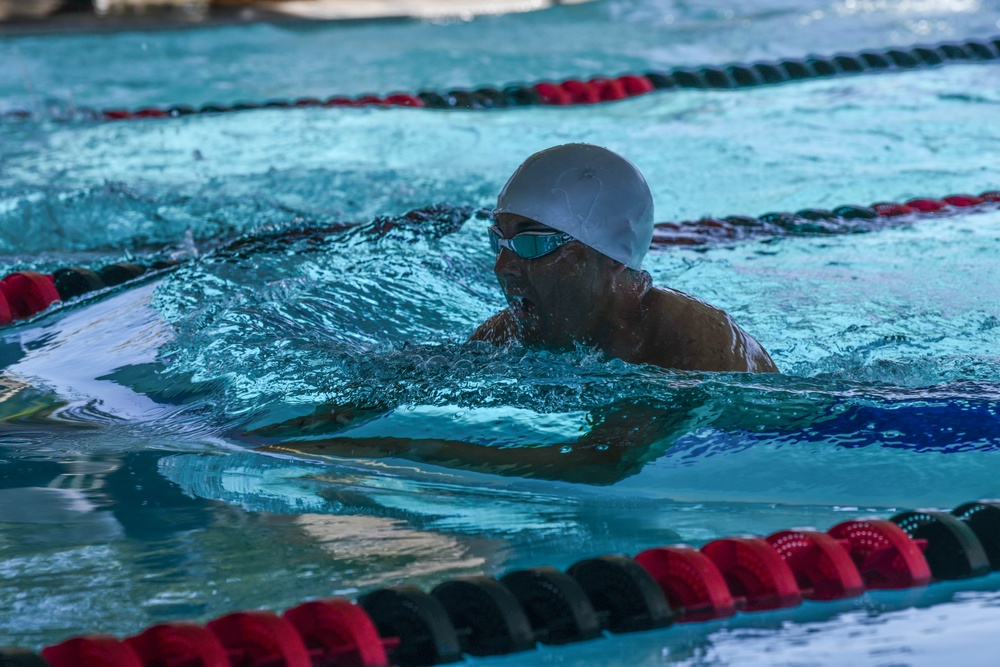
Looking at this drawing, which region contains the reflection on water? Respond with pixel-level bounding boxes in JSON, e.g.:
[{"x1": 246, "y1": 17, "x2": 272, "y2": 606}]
[
  {"x1": 0, "y1": 449, "x2": 501, "y2": 645},
  {"x1": 2, "y1": 1, "x2": 1000, "y2": 662}
]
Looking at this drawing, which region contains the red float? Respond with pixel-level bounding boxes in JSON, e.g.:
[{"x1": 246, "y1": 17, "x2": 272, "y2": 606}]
[
  {"x1": 42, "y1": 636, "x2": 143, "y2": 667},
  {"x1": 283, "y1": 598, "x2": 392, "y2": 667},
  {"x1": 700, "y1": 537, "x2": 803, "y2": 611},
  {"x1": 559, "y1": 80, "x2": 600, "y2": 104},
  {"x1": 0, "y1": 271, "x2": 60, "y2": 320},
  {"x1": 384, "y1": 94, "x2": 425, "y2": 107},
  {"x1": 617, "y1": 75, "x2": 655, "y2": 96},
  {"x1": 206, "y1": 610, "x2": 312, "y2": 667},
  {"x1": 696, "y1": 218, "x2": 735, "y2": 230},
  {"x1": 650, "y1": 224, "x2": 706, "y2": 246},
  {"x1": 827, "y1": 519, "x2": 931, "y2": 589},
  {"x1": 324, "y1": 97, "x2": 358, "y2": 106},
  {"x1": 533, "y1": 82, "x2": 572, "y2": 105},
  {"x1": 905, "y1": 198, "x2": 945, "y2": 212},
  {"x1": 132, "y1": 108, "x2": 170, "y2": 118},
  {"x1": 942, "y1": 194, "x2": 984, "y2": 207},
  {"x1": 0, "y1": 290, "x2": 11, "y2": 326},
  {"x1": 766, "y1": 530, "x2": 865, "y2": 601},
  {"x1": 589, "y1": 77, "x2": 627, "y2": 101},
  {"x1": 634, "y1": 546, "x2": 736, "y2": 622},
  {"x1": 125, "y1": 622, "x2": 229, "y2": 667},
  {"x1": 979, "y1": 191, "x2": 1000, "y2": 202}
]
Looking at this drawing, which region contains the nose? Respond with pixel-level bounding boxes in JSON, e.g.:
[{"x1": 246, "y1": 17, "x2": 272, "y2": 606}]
[{"x1": 494, "y1": 247, "x2": 525, "y2": 284}]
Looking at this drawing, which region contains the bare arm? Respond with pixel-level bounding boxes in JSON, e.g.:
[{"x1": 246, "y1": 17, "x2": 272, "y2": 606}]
[{"x1": 243, "y1": 397, "x2": 700, "y2": 485}]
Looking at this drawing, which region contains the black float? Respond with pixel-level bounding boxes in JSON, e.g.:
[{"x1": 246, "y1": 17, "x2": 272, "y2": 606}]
[{"x1": 891, "y1": 510, "x2": 992, "y2": 580}]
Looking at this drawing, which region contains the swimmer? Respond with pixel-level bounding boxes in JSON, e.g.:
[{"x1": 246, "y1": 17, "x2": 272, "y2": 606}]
[
  {"x1": 471, "y1": 143, "x2": 778, "y2": 373},
  {"x1": 245, "y1": 145, "x2": 779, "y2": 484}
]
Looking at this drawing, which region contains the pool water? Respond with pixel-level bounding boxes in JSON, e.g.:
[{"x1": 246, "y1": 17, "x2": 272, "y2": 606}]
[{"x1": 2, "y1": 1, "x2": 1000, "y2": 664}]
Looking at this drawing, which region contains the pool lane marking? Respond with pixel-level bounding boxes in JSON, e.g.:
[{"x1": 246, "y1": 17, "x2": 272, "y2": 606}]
[
  {"x1": 1, "y1": 36, "x2": 999, "y2": 122},
  {"x1": 1, "y1": 193, "x2": 996, "y2": 328}
]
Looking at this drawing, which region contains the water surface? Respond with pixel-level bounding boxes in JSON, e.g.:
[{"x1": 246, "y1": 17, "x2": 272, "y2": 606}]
[{"x1": 1, "y1": 1, "x2": 1000, "y2": 664}]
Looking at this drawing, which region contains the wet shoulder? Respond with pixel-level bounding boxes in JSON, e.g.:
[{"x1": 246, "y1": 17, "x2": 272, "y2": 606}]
[
  {"x1": 469, "y1": 308, "x2": 518, "y2": 346},
  {"x1": 642, "y1": 288, "x2": 778, "y2": 373}
]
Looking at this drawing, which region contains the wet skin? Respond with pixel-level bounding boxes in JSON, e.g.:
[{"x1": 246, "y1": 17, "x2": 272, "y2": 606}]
[
  {"x1": 470, "y1": 213, "x2": 779, "y2": 373},
  {"x1": 245, "y1": 394, "x2": 706, "y2": 485}
]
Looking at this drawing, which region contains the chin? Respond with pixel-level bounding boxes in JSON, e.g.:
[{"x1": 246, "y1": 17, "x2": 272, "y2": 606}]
[{"x1": 512, "y1": 315, "x2": 546, "y2": 346}]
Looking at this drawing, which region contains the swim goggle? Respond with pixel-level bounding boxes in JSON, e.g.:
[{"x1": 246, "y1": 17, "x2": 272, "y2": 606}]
[{"x1": 488, "y1": 225, "x2": 575, "y2": 259}]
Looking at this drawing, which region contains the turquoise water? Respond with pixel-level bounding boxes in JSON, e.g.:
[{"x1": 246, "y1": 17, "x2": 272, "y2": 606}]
[{"x1": 2, "y1": 1, "x2": 1000, "y2": 664}]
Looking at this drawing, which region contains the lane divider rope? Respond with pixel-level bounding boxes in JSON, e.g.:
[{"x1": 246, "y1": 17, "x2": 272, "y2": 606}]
[
  {"x1": 1, "y1": 191, "x2": 996, "y2": 329},
  {"x1": 650, "y1": 190, "x2": 999, "y2": 247},
  {"x1": 2, "y1": 37, "x2": 998, "y2": 122},
  {"x1": 3, "y1": 501, "x2": 999, "y2": 666}
]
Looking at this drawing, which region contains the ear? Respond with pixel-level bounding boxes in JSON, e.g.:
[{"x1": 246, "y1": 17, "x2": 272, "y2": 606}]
[{"x1": 593, "y1": 254, "x2": 628, "y2": 291}]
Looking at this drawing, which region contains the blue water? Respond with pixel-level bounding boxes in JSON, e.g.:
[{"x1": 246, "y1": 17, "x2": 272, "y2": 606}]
[{"x1": 2, "y1": 1, "x2": 1000, "y2": 665}]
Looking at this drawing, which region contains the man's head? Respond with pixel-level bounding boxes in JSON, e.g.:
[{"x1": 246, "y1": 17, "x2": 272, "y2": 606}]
[
  {"x1": 494, "y1": 143, "x2": 654, "y2": 269},
  {"x1": 490, "y1": 144, "x2": 654, "y2": 348}
]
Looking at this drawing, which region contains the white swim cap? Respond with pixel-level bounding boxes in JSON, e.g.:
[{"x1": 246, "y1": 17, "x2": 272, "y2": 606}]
[{"x1": 495, "y1": 144, "x2": 654, "y2": 269}]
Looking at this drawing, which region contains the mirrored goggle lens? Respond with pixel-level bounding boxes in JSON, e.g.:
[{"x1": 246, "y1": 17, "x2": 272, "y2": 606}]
[
  {"x1": 489, "y1": 227, "x2": 569, "y2": 259},
  {"x1": 510, "y1": 234, "x2": 562, "y2": 259}
]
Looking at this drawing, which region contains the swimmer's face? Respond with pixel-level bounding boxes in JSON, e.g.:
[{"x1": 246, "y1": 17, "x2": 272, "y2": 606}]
[{"x1": 492, "y1": 213, "x2": 620, "y2": 348}]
